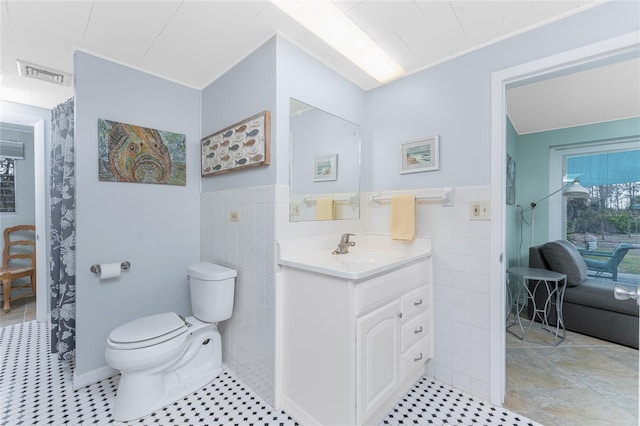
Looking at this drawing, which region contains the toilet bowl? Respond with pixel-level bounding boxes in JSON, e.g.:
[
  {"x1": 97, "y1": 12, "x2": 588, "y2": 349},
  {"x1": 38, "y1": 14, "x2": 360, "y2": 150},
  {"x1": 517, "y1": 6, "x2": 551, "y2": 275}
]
[{"x1": 105, "y1": 262, "x2": 236, "y2": 422}]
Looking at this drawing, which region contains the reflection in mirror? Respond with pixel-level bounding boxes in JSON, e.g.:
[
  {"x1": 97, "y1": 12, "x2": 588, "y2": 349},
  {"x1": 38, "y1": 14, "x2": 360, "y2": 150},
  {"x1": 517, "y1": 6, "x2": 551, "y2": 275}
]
[{"x1": 289, "y1": 99, "x2": 361, "y2": 222}]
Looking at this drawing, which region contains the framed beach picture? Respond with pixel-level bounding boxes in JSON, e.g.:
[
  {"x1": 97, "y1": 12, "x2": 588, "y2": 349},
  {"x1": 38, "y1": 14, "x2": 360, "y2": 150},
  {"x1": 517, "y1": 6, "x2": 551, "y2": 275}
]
[
  {"x1": 400, "y1": 135, "x2": 439, "y2": 174},
  {"x1": 201, "y1": 110, "x2": 270, "y2": 176},
  {"x1": 313, "y1": 154, "x2": 337, "y2": 181}
]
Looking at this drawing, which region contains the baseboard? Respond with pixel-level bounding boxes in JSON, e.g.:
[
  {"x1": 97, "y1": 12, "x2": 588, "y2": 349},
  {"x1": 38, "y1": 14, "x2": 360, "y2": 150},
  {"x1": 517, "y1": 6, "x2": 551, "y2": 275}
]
[{"x1": 73, "y1": 365, "x2": 119, "y2": 390}]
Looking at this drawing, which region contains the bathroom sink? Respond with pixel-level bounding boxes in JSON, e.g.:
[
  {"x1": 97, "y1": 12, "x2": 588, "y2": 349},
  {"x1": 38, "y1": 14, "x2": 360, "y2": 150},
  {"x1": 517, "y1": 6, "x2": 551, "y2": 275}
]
[
  {"x1": 335, "y1": 250, "x2": 401, "y2": 264},
  {"x1": 277, "y1": 236, "x2": 432, "y2": 280}
]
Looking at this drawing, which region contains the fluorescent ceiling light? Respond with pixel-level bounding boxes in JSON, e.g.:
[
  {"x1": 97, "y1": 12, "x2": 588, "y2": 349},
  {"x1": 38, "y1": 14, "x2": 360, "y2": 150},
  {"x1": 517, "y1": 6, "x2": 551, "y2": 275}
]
[{"x1": 272, "y1": 0, "x2": 405, "y2": 83}]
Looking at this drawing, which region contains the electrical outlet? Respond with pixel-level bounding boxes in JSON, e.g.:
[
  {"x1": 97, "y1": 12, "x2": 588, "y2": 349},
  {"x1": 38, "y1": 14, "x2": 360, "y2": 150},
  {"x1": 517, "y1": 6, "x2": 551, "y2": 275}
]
[
  {"x1": 470, "y1": 201, "x2": 490, "y2": 220},
  {"x1": 291, "y1": 204, "x2": 301, "y2": 216},
  {"x1": 230, "y1": 210, "x2": 239, "y2": 222}
]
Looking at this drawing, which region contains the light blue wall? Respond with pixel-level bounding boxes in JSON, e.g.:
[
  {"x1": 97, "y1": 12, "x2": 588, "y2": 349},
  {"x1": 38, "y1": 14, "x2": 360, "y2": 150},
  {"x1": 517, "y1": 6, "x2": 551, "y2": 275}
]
[
  {"x1": 515, "y1": 117, "x2": 640, "y2": 256},
  {"x1": 364, "y1": 0, "x2": 640, "y2": 192},
  {"x1": 74, "y1": 52, "x2": 201, "y2": 377},
  {"x1": 201, "y1": 38, "x2": 277, "y2": 192}
]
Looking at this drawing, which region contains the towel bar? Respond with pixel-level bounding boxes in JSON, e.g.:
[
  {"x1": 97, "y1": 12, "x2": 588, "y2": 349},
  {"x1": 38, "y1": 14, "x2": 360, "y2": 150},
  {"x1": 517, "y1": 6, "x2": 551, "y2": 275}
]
[
  {"x1": 370, "y1": 187, "x2": 453, "y2": 206},
  {"x1": 303, "y1": 195, "x2": 359, "y2": 208}
]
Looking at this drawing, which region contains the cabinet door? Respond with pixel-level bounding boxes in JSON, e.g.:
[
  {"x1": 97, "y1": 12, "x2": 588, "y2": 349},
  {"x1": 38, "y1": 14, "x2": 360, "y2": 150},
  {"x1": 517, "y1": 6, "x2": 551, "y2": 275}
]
[{"x1": 356, "y1": 299, "x2": 401, "y2": 423}]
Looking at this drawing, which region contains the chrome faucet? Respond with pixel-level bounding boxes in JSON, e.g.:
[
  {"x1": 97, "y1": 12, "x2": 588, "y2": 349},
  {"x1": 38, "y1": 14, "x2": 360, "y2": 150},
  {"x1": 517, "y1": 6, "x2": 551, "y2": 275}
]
[{"x1": 332, "y1": 233, "x2": 356, "y2": 255}]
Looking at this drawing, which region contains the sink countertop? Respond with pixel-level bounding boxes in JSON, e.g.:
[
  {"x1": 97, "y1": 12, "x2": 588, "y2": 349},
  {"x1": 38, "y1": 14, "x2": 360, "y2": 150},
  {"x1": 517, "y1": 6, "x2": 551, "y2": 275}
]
[{"x1": 277, "y1": 235, "x2": 432, "y2": 280}]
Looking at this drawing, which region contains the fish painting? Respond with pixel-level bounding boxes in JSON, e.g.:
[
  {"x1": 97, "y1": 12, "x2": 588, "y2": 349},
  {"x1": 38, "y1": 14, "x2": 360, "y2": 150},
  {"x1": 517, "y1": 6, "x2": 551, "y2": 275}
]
[
  {"x1": 98, "y1": 119, "x2": 186, "y2": 186},
  {"x1": 200, "y1": 110, "x2": 270, "y2": 176}
]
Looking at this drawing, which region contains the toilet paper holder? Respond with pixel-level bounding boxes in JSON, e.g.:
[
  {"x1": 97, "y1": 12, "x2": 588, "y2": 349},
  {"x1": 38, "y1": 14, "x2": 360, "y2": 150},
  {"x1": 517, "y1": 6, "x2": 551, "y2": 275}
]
[{"x1": 90, "y1": 261, "x2": 131, "y2": 274}]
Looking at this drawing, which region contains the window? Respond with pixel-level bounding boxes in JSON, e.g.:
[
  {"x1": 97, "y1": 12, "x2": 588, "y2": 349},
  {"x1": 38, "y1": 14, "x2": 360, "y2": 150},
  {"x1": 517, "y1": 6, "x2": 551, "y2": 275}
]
[
  {"x1": 0, "y1": 157, "x2": 16, "y2": 212},
  {"x1": 566, "y1": 149, "x2": 640, "y2": 235},
  {"x1": 566, "y1": 149, "x2": 640, "y2": 245}
]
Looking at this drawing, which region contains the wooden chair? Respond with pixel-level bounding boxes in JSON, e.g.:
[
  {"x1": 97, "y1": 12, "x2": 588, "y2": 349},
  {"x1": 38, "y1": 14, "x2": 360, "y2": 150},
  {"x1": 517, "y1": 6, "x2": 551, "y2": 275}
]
[{"x1": 1, "y1": 224, "x2": 36, "y2": 312}]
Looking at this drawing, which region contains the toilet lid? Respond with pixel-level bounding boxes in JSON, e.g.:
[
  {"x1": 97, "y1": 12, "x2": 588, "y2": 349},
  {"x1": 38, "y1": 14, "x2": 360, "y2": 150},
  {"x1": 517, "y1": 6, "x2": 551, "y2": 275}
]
[{"x1": 109, "y1": 312, "x2": 187, "y2": 345}]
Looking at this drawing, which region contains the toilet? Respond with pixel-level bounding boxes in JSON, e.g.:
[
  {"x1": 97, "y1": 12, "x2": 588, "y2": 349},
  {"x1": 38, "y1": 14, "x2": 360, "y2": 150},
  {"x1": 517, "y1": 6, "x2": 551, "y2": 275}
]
[{"x1": 105, "y1": 262, "x2": 236, "y2": 422}]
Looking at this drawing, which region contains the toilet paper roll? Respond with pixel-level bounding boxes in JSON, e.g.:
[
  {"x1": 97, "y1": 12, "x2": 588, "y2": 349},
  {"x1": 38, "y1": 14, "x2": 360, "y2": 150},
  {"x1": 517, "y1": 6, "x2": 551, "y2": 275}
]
[{"x1": 99, "y1": 262, "x2": 122, "y2": 280}]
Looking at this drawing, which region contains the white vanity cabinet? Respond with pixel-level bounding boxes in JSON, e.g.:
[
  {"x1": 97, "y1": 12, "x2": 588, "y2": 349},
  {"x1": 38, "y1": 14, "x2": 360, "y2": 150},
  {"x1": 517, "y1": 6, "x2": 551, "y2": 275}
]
[{"x1": 278, "y1": 257, "x2": 432, "y2": 426}]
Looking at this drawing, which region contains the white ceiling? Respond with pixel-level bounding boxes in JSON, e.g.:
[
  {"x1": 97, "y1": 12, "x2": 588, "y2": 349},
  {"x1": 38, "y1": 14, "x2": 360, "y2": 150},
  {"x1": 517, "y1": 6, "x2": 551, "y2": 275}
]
[
  {"x1": 1, "y1": 0, "x2": 638, "y2": 134},
  {"x1": 507, "y1": 57, "x2": 640, "y2": 134}
]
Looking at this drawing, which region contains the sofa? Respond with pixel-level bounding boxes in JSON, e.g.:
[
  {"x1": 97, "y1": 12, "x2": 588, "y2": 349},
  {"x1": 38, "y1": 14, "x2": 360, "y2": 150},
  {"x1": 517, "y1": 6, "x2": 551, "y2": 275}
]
[{"x1": 529, "y1": 240, "x2": 639, "y2": 349}]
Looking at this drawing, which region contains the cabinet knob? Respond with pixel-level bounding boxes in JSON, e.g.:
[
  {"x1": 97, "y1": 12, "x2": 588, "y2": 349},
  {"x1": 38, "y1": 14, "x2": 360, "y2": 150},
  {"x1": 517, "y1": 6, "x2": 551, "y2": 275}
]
[
  {"x1": 414, "y1": 326, "x2": 423, "y2": 334},
  {"x1": 414, "y1": 353, "x2": 423, "y2": 362},
  {"x1": 397, "y1": 312, "x2": 403, "y2": 319},
  {"x1": 414, "y1": 299, "x2": 423, "y2": 306}
]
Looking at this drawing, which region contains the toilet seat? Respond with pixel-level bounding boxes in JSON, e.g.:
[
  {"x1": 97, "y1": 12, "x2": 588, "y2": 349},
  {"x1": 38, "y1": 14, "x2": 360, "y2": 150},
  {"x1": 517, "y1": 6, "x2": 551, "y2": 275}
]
[{"x1": 107, "y1": 312, "x2": 189, "y2": 350}]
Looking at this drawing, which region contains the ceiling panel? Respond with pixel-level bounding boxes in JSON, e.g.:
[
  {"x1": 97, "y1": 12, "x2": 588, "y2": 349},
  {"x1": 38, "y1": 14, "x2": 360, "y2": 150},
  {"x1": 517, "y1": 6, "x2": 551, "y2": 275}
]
[
  {"x1": 2, "y1": 0, "x2": 637, "y2": 139},
  {"x1": 82, "y1": 2, "x2": 175, "y2": 66},
  {"x1": 3, "y1": 1, "x2": 91, "y2": 45}
]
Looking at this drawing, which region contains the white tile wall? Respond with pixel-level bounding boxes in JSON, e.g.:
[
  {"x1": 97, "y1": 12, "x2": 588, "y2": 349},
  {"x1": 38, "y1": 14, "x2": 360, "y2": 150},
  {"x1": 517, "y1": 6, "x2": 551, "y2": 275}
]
[
  {"x1": 202, "y1": 184, "x2": 494, "y2": 405},
  {"x1": 363, "y1": 186, "x2": 492, "y2": 401},
  {"x1": 200, "y1": 185, "x2": 277, "y2": 405}
]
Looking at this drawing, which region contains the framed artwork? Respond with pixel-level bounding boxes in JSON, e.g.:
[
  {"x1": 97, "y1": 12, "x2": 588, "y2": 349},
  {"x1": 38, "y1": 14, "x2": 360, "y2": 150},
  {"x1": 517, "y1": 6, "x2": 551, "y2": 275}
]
[
  {"x1": 98, "y1": 119, "x2": 186, "y2": 186},
  {"x1": 201, "y1": 110, "x2": 270, "y2": 176},
  {"x1": 506, "y1": 154, "x2": 516, "y2": 205},
  {"x1": 400, "y1": 135, "x2": 439, "y2": 174},
  {"x1": 313, "y1": 154, "x2": 337, "y2": 182}
]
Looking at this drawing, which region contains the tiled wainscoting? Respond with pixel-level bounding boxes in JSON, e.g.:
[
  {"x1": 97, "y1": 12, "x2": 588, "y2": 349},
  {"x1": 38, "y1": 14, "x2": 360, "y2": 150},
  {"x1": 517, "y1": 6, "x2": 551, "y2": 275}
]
[
  {"x1": 364, "y1": 186, "x2": 493, "y2": 399},
  {"x1": 201, "y1": 186, "x2": 278, "y2": 406},
  {"x1": 202, "y1": 184, "x2": 494, "y2": 404}
]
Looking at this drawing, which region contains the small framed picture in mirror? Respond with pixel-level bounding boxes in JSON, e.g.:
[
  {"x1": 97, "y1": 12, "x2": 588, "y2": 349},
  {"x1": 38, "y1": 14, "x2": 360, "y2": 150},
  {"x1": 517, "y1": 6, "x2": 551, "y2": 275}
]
[{"x1": 313, "y1": 154, "x2": 337, "y2": 181}]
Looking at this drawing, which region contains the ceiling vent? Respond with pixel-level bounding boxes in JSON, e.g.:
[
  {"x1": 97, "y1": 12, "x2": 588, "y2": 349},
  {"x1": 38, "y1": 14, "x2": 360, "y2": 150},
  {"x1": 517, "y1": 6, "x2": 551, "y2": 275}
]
[{"x1": 16, "y1": 59, "x2": 71, "y2": 86}]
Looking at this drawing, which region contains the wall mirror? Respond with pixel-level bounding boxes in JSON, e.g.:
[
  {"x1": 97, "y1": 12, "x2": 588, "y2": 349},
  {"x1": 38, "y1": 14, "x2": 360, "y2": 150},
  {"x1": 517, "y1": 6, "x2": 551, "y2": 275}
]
[{"x1": 289, "y1": 98, "x2": 361, "y2": 222}]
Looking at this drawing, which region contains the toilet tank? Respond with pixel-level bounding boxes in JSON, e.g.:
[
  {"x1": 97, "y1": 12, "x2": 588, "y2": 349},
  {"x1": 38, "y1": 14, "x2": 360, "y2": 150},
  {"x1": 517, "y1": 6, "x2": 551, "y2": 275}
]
[{"x1": 187, "y1": 262, "x2": 236, "y2": 323}]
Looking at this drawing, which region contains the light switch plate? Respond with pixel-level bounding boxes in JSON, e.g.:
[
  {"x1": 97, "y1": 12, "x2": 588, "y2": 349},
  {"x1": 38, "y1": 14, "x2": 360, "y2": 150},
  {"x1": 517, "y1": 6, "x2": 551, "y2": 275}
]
[
  {"x1": 470, "y1": 201, "x2": 490, "y2": 220},
  {"x1": 230, "y1": 210, "x2": 239, "y2": 222}
]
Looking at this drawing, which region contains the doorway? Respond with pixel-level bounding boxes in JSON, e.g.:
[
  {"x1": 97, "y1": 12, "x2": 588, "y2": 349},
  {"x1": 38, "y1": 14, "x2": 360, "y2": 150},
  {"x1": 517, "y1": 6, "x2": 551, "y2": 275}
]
[
  {"x1": 0, "y1": 110, "x2": 48, "y2": 325},
  {"x1": 489, "y1": 30, "x2": 640, "y2": 418}
]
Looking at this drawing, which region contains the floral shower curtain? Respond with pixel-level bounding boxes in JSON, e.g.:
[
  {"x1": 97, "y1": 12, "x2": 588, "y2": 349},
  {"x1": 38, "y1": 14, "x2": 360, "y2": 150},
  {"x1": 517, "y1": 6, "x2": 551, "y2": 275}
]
[{"x1": 49, "y1": 97, "x2": 76, "y2": 360}]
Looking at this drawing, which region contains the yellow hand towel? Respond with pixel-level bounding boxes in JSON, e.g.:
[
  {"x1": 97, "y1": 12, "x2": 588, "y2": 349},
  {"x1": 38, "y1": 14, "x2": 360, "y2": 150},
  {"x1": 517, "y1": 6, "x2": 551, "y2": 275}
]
[
  {"x1": 390, "y1": 194, "x2": 416, "y2": 240},
  {"x1": 315, "y1": 197, "x2": 335, "y2": 221}
]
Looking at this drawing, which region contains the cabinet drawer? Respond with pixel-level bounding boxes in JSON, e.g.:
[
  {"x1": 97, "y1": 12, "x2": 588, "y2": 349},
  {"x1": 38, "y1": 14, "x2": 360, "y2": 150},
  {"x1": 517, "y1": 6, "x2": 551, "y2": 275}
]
[
  {"x1": 401, "y1": 338, "x2": 429, "y2": 380},
  {"x1": 356, "y1": 261, "x2": 429, "y2": 317},
  {"x1": 401, "y1": 312, "x2": 429, "y2": 352},
  {"x1": 401, "y1": 285, "x2": 429, "y2": 320}
]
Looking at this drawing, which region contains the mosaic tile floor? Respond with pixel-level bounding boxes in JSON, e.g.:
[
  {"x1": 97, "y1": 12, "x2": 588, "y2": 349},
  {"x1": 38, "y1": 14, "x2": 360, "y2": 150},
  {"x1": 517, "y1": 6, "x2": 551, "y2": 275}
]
[{"x1": 1, "y1": 321, "x2": 537, "y2": 425}]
